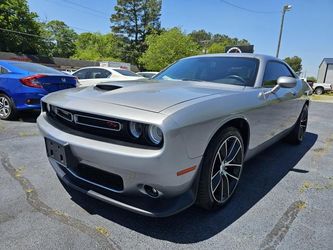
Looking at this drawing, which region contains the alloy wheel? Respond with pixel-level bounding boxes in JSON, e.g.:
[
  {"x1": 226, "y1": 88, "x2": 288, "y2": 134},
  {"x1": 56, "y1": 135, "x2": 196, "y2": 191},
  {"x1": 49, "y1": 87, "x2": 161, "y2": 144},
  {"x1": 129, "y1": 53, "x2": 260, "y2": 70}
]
[
  {"x1": 0, "y1": 96, "x2": 11, "y2": 119},
  {"x1": 298, "y1": 107, "x2": 308, "y2": 141},
  {"x1": 210, "y1": 136, "x2": 243, "y2": 203}
]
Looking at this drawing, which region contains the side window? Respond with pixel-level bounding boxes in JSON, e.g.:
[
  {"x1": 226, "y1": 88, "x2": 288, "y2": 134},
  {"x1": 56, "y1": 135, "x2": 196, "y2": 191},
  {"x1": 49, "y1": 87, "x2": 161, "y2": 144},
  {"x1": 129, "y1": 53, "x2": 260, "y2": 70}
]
[
  {"x1": 73, "y1": 69, "x2": 90, "y2": 79},
  {"x1": 0, "y1": 67, "x2": 9, "y2": 74},
  {"x1": 89, "y1": 69, "x2": 111, "y2": 79},
  {"x1": 263, "y1": 62, "x2": 294, "y2": 87}
]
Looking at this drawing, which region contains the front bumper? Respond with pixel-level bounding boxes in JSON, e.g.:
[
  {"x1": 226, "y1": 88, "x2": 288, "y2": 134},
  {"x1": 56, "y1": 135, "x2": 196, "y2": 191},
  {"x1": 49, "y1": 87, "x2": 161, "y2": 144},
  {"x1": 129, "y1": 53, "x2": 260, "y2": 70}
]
[{"x1": 37, "y1": 113, "x2": 202, "y2": 217}]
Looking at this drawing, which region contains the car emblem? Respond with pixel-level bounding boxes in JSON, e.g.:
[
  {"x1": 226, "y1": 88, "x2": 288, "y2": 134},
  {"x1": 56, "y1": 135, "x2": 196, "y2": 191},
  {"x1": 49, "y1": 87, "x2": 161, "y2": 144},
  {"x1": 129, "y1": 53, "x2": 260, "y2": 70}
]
[
  {"x1": 106, "y1": 120, "x2": 121, "y2": 130},
  {"x1": 61, "y1": 78, "x2": 66, "y2": 83}
]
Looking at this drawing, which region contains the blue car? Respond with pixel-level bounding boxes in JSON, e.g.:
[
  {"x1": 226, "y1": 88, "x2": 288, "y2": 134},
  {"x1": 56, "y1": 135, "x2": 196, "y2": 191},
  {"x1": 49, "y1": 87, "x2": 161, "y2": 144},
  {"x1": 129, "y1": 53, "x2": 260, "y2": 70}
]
[{"x1": 0, "y1": 60, "x2": 77, "y2": 120}]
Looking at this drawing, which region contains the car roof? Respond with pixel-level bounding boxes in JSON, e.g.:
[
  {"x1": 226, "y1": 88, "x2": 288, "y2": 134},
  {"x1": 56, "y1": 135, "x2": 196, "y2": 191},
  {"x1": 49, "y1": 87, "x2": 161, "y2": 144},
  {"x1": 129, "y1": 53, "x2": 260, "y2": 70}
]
[
  {"x1": 77, "y1": 66, "x2": 129, "y2": 71},
  {"x1": 186, "y1": 53, "x2": 280, "y2": 62}
]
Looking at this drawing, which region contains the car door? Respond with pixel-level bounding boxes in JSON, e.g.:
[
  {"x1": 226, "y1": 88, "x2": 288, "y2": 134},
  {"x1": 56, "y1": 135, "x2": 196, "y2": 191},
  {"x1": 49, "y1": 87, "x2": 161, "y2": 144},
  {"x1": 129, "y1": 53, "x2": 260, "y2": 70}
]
[
  {"x1": 0, "y1": 66, "x2": 10, "y2": 93},
  {"x1": 247, "y1": 61, "x2": 299, "y2": 149},
  {"x1": 73, "y1": 68, "x2": 112, "y2": 86}
]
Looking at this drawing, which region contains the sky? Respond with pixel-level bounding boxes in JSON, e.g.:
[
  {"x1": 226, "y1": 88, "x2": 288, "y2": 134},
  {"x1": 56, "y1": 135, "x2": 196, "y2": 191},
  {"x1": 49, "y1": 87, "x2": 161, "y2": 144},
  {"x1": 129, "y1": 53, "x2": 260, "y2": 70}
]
[{"x1": 27, "y1": 0, "x2": 333, "y2": 77}]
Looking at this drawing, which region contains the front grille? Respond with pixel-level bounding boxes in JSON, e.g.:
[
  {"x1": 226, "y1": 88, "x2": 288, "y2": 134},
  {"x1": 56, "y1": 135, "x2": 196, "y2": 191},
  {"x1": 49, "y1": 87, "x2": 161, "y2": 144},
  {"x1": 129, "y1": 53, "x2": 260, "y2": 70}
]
[
  {"x1": 48, "y1": 106, "x2": 128, "y2": 140},
  {"x1": 74, "y1": 114, "x2": 122, "y2": 131},
  {"x1": 44, "y1": 105, "x2": 162, "y2": 149}
]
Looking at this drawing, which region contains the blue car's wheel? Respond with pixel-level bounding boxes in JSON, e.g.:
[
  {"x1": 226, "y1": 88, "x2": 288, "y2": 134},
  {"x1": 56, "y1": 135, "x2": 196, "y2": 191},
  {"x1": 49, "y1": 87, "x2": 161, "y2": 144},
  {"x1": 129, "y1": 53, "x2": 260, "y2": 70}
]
[{"x1": 0, "y1": 94, "x2": 17, "y2": 120}]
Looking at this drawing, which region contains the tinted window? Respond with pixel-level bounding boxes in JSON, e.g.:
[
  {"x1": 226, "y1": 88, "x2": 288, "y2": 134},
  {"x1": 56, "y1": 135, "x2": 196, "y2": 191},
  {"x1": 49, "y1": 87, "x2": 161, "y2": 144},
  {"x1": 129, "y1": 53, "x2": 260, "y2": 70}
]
[
  {"x1": 73, "y1": 68, "x2": 111, "y2": 79},
  {"x1": 154, "y1": 57, "x2": 259, "y2": 86},
  {"x1": 10, "y1": 61, "x2": 62, "y2": 74},
  {"x1": 0, "y1": 67, "x2": 8, "y2": 74},
  {"x1": 263, "y1": 62, "x2": 294, "y2": 87},
  {"x1": 113, "y1": 69, "x2": 139, "y2": 77},
  {"x1": 73, "y1": 69, "x2": 90, "y2": 79}
]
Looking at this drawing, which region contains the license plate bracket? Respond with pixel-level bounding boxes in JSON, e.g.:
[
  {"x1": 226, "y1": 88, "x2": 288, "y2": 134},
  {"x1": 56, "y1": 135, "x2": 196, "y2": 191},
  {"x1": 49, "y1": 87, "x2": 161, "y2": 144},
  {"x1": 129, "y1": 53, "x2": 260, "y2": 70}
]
[{"x1": 45, "y1": 138, "x2": 71, "y2": 166}]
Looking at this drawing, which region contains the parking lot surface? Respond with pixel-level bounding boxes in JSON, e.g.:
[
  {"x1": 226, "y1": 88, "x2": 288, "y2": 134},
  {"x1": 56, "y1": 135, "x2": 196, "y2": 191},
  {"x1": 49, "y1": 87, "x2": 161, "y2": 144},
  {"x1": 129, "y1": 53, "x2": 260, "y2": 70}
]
[{"x1": 0, "y1": 102, "x2": 332, "y2": 250}]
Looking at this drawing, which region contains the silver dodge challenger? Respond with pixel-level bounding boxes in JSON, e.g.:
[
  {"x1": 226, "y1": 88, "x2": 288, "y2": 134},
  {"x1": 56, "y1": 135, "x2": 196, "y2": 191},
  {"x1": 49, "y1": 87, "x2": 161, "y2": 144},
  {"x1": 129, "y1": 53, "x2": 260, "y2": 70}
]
[{"x1": 37, "y1": 54, "x2": 310, "y2": 217}]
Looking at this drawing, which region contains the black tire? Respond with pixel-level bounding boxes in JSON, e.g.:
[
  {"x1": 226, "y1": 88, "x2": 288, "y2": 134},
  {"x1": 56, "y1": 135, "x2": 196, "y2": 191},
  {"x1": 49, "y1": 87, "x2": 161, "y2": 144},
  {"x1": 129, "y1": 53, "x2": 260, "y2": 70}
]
[
  {"x1": 0, "y1": 94, "x2": 17, "y2": 120},
  {"x1": 286, "y1": 104, "x2": 308, "y2": 145},
  {"x1": 314, "y1": 87, "x2": 324, "y2": 95},
  {"x1": 197, "y1": 127, "x2": 244, "y2": 210}
]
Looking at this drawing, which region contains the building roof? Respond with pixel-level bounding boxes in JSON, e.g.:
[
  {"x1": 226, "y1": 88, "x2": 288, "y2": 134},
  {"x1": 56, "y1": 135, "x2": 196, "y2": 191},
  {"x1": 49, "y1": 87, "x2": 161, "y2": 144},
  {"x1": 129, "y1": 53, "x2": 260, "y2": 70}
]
[{"x1": 319, "y1": 58, "x2": 333, "y2": 67}]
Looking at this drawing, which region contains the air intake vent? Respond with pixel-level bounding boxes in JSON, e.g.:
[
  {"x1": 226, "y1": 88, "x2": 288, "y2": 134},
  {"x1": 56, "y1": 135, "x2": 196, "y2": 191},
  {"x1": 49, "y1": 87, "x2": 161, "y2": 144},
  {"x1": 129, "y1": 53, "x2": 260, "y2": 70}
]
[{"x1": 95, "y1": 84, "x2": 122, "y2": 91}]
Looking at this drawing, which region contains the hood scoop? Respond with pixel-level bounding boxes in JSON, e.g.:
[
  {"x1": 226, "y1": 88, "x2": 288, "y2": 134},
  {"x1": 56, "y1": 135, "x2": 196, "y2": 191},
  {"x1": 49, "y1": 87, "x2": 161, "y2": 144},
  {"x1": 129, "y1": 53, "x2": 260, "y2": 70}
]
[{"x1": 95, "y1": 84, "x2": 122, "y2": 91}]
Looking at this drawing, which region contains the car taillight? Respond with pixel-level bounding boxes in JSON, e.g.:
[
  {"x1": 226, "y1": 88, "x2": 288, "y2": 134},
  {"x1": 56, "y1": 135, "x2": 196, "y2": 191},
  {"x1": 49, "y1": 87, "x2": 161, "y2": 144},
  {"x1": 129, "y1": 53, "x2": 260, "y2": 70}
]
[{"x1": 20, "y1": 74, "x2": 45, "y2": 88}]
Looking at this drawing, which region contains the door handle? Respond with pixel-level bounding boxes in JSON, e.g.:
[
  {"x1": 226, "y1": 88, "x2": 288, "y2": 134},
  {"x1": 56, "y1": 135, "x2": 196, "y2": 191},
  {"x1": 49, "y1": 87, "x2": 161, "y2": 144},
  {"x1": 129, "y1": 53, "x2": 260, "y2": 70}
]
[{"x1": 290, "y1": 91, "x2": 296, "y2": 96}]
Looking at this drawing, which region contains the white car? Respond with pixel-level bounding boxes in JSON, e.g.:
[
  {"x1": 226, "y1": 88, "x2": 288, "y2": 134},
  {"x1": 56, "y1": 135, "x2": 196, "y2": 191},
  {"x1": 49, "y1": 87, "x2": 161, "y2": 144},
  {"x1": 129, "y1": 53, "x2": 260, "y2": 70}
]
[
  {"x1": 312, "y1": 82, "x2": 333, "y2": 95},
  {"x1": 137, "y1": 71, "x2": 159, "y2": 79},
  {"x1": 72, "y1": 67, "x2": 144, "y2": 87}
]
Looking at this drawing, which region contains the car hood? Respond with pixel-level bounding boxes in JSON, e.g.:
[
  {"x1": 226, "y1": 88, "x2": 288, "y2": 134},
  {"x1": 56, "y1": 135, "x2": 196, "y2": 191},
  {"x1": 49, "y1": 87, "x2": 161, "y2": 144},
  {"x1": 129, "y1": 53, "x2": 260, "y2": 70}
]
[{"x1": 50, "y1": 79, "x2": 244, "y2": 113}]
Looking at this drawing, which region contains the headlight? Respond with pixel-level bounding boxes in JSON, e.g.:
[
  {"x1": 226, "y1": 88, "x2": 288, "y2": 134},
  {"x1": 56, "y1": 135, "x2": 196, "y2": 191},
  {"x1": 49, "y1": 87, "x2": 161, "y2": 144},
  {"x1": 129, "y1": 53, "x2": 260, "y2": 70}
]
[
  {"x1": 147, "y1": 125, "x2": 163, "y2": 145},
  {"x1": 129, "y1": 121, "x2": 143, "y2": 138}
]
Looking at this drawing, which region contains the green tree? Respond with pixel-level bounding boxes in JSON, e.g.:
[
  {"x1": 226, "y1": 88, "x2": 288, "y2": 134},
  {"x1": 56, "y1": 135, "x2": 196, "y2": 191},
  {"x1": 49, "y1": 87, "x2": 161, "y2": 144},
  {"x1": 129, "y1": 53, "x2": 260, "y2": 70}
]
[
  {"x1": 307, "y1": 76, "x2": 317, "y2": 83},
  {"x1": 0, "y1": 0, "x2": 48, "y2": 54},
  {"x1": 72, "y1": 32, "x2": 123, "y2": 61},
  {"x1": 189, "y1": 29, "x2": 212, "y2": 45},
  {"x1": 42, "y1": 20, "x2": 77, "y2": 58},
  {"x1": 208, "y1": 36, "x2": 250, "y2": 53},
  {"x1": 284, "y1": 56, "x2": 302, "y2": 75},
  {"x1": 139, "y1": 28, "x2": 200, "y2": 71},
  {"x1": 110, "y1": 0, "x2": 162, "y2": 66}
]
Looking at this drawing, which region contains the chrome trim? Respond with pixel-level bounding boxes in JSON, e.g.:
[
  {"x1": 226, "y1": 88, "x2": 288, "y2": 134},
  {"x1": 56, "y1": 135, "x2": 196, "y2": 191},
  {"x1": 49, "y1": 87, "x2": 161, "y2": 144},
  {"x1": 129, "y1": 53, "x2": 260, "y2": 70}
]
[
  {"x1": 54, "y1": 107, "x2": 73, "y2": 122},
  {"x1": 73, "y1": 114, "x2": 122, "y2": 131}
]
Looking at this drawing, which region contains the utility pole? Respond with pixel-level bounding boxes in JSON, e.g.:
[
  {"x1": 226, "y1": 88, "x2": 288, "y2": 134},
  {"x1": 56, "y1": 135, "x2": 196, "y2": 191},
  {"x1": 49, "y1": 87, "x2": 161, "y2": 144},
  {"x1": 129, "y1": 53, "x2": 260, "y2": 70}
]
[{"x1": 276, "y1": 4, "x2": 292, "y2": 58}]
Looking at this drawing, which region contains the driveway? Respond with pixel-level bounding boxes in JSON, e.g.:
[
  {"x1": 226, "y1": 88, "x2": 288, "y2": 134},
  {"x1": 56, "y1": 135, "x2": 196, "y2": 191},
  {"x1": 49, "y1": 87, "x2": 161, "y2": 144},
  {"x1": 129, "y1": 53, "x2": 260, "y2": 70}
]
[{"x1": 0, "y1": 102, "x2": 332, "y2": 249}]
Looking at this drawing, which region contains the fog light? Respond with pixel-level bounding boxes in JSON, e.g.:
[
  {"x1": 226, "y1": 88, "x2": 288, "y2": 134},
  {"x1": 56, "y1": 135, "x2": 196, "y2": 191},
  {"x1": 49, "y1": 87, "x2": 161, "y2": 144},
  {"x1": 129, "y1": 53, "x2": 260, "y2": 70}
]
[{"x1": 144, "y1": 185, "x2": 159, "y2": 198}]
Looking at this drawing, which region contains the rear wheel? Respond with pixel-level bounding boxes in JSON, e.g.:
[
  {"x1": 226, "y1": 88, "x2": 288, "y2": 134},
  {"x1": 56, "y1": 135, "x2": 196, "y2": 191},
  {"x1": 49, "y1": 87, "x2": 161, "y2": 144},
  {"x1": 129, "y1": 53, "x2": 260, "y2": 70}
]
[
  {"x1": 0, "y1": 94, "x2": 17, "y2": 120},
  {"x1": 197, "y1": 127, "x2": 244, "y2": 210},
  {"x1": 286, "y1": 104, "x2": 308, "y2": 144},
  {"x1": 314, "y1": 87, "x2": 324, "y2": 95}
]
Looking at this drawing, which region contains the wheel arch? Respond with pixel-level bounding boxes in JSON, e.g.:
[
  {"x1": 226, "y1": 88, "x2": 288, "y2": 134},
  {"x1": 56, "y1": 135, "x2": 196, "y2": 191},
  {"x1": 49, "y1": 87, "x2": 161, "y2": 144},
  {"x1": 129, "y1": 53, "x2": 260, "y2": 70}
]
[
  {"x1": 207, "y1": 117, "x2": 250, "y2": 156},
  {"x1": 0, "y1": 89, "x2": 10, "y2": 96}
]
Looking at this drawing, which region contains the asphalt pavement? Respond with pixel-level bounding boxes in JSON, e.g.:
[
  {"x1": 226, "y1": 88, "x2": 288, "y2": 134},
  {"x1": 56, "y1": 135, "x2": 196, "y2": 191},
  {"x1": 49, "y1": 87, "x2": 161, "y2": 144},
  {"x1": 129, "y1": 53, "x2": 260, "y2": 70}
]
[{"x1": 0, "y1": 101, "x2": 332, "y2": 250}]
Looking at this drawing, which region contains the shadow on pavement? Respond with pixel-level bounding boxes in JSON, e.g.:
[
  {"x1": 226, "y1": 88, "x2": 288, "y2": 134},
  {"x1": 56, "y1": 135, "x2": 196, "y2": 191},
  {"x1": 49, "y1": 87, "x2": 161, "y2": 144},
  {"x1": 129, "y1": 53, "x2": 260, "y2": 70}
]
[
  {"x1": 65, "y1": 132, "x2": 317, "y2": 243},
  {"x1": 17, "y1": 110, "x2": 40, "y2": 123}
]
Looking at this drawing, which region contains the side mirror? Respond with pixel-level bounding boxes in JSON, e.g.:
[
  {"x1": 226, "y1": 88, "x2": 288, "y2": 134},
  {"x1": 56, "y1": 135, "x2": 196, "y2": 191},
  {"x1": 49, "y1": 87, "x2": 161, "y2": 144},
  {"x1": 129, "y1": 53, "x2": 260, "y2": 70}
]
[
  {"x1": 277, "y1": 76, "x2": 297, "y2": 88},
  {"x1": 259, "y1": 76, "x2": 297, "y2": 99}
]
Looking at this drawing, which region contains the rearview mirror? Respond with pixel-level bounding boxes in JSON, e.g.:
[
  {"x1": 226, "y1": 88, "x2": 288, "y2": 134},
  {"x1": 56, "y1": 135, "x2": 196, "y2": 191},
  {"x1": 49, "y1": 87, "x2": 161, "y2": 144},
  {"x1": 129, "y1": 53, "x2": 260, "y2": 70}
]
[{"x1": 277, "y1": 76, "x2": 297, "y2": 88}]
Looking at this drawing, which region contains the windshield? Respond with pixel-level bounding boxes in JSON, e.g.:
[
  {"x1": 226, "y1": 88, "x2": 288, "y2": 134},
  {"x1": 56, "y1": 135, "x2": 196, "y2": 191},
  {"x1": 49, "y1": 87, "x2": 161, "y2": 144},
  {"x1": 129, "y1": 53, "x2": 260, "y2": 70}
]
[
  {"x1": 113, "y1": 69, "x2": 139, "y2": 77},
  {"x1": 10, "y1": 61, "x2": 63, "y2": 74},
  {"x1": 154, "y1": 57, "x2": 259, "y2": 86}
]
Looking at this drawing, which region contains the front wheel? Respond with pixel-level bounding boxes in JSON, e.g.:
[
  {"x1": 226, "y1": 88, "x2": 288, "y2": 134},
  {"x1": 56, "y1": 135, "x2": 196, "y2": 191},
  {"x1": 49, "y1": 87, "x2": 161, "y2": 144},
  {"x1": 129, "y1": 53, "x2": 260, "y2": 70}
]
[
  {"x1": 197, "y1": 127, "x2": 244, "y2": 210},
  {"x1": 286, "y1": 104, "x2": 308, "y2": 144},
  {"x1": 0, "y1": 94, "x2": 17, "y2": 120}
]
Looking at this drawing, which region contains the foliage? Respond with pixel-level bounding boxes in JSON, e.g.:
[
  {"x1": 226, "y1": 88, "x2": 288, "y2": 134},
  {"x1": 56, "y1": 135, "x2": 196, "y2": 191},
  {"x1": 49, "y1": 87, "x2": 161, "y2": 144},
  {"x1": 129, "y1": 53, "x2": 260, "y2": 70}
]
[
  {"x1": 42, "y1": 20, "x2": 77, "y2": 58},
  {"x1": 139, "y1": 28, "x2": 200, "y2": 71},
  {"x1": 0, "y1": 0, "x2": 48, "y2": 54},
  {"x1": 72, "y1": 32, "x2": 123, "y2": 61},
  {"x1": 189, "y1": 29, "x2": 212, "y2": 45},
  {"x1": 307, "y1": 76, "x2": 317, "y2": 83},
  {"x1": 110, "y1": 0, "x2": 162, "y2": 66},
  {"x1": 208, "y1": 36, "x2": 250, "y2": 53},
  {"x1": 284, "y1": 56, "x2": 303, "y2": 75},
  {"x1": 189, "y1": 30, "x2": 250, "y2": 54}
]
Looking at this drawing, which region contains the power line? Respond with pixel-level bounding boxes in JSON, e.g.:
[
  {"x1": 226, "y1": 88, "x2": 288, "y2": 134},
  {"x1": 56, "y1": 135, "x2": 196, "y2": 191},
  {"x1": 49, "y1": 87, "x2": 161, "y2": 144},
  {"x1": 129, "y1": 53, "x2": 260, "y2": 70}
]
[
  {"x1": 45, "y1": 0, "x2": 109, "y2": 19},
  {"x1": 62, "y1": 0, "x2": 109, "y2": 16},
  {"x1": 220, "y1": 0, "x2": 279, "y2": 14},
  {"x1": 0, "y1": 27, "x2": 51, "y2": 40}
]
